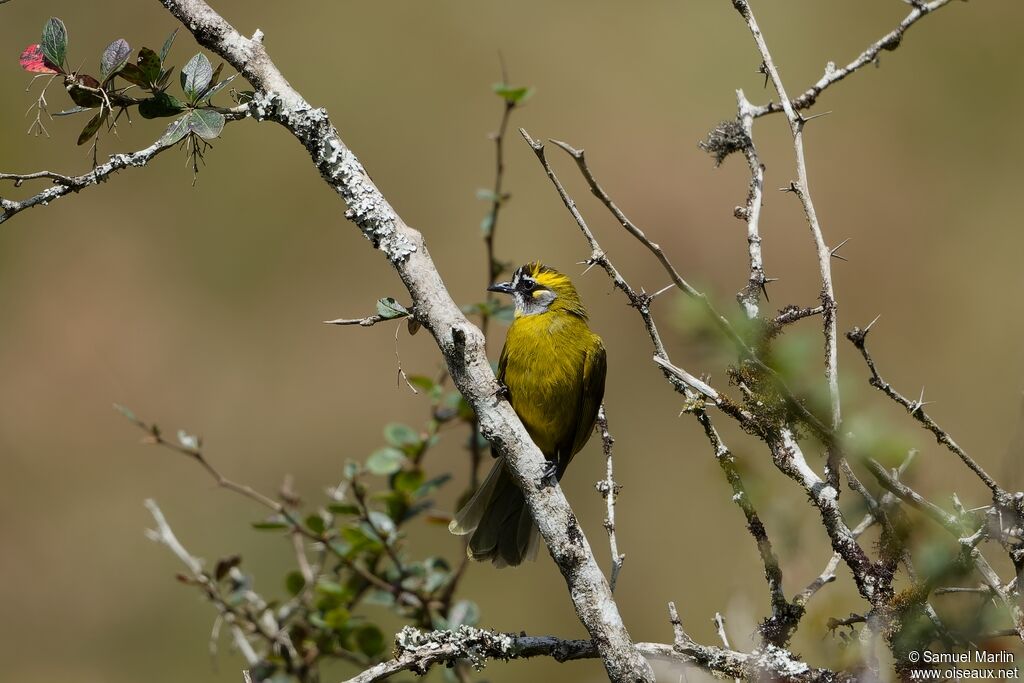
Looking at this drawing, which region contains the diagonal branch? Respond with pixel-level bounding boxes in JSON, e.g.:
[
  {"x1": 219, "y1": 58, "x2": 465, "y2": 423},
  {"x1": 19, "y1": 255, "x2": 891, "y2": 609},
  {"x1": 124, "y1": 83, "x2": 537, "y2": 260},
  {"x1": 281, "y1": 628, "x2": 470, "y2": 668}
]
[
  {"x1": 694, "y1": 410, "x2": 803, "y2": 646},
  {"x1": 140, "y1": 2, "x2": 653, "y2": 681},
  {"x1": 748, "y1": 0, "x2": 957, "y2": 119},
  {"x1": 0, "y1": 106, "x2": 249, "y2": 226},
  {"x1": 847, "y1": 324, "x2": 1006, "y2": 501}
]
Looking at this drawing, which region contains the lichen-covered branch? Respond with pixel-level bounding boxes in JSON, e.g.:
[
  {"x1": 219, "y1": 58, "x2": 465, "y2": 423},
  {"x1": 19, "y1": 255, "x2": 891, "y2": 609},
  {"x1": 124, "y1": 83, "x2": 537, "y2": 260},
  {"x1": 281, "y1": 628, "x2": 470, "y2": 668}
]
[
  {"x1": 145, "y1": 2, "x2": 652, "y2": 681},
  {"x1": 339, "y1": 624, "x2": 849, "y2": 683},
  {"x1": 0, "y1": 106, "x2": 249, "y2": 225}
]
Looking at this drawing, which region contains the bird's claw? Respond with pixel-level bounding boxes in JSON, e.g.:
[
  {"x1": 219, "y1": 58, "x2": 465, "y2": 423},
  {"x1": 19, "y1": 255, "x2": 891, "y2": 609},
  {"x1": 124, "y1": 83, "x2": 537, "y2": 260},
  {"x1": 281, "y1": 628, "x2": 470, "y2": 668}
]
[
  {"x1": 538, "y1": 461, "x2": 559, "y2": 488},
  {"x1": 493, "y1": 381, "x2": 511, "y2": 403}
]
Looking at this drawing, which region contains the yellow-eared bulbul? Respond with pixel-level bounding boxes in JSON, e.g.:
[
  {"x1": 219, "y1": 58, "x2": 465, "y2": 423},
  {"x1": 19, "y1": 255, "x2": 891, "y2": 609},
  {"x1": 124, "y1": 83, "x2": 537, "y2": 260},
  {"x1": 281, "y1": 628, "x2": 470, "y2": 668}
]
[{"x1": 449, "y1": 262, "x2": 607, "y2": 567}]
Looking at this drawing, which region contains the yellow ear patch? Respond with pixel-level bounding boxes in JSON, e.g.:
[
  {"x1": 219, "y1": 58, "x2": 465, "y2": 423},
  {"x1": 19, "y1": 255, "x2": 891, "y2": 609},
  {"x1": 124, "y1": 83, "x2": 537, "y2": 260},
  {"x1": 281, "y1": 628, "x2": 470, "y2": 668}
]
[{"x1": 532, "y1": 290, "x2": 546, "y2": 299}]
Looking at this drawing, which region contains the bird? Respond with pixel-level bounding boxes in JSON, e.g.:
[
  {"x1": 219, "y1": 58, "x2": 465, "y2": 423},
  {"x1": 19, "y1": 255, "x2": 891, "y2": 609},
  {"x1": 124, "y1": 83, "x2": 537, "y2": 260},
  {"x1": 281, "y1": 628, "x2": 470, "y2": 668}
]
[{"x1": 449, "y1": 262, "x2": 607, "y2": 567}]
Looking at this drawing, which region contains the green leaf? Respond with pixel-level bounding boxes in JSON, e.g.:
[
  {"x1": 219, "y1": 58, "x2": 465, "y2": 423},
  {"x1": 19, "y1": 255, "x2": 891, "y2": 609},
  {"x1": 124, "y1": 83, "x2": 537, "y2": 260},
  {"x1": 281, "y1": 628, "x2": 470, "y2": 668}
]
[
  {"x1": 157, "y1": 66, "x2": 174, "y2": 89},
  {"x1": 492, "y1": 83, "x2": 534, "y2": 105},
  {"x1": 354, "y1": 624, "x2": 385, "y2": 657},
  {"x1": 323, "y1": 606, "x2": 350, "y2": 631},
  {"x1": 367, "y1": 511, "x2": 396, "y2": 539},
  {"x1": 366, "y1": 447, "x2": 406, "y2": 476},
  {"x1": 138, "y1": 92, "x2": 186, "y2": 119},
  {"x1": 41, "y1": 18, "x2": 68, "y2": 71},
  {"x1": 160, "y1": 28, "x2": 178, "y2": 63},
  {"x1": 113, "y1": 403, "x2": 138, "y2": 422},
  {"x1": 480, "y1": 213, "x2": 495, "y2": 237},
  {"x1": 305, "y1": 514, "x2": 326, "y2": 535},
  {"x1": 118, "y1": 63, "x2": 149, "y2": 88},
  {"x1": 100, "y1": 38, "x2": 131, "y2": 82},
  {"x1": 54, "y1": 106, "x2": 92, "y2": 117},
  {"x1": 414, "y1": 473, "x2": 451, "y2": 499},
  {"x1": 315, "y1": 580, "x2": 348, "y2": 598},
  {"x1": 158, "y1": 115, "x2": 191, "y2": 146},
  {"x1": 376, "y1": 297, "x2": 409, "y2": 320},
  {"x1": 327, "y1": 503, "x2": 360, "y2": 515},
  {"x1": 394, "y1": 469, "x2": 424, "y2": 495},
  {"x1": 181, "y1": 53, "x2": 213, "y2": 101},
  {"x1": 77, "y1": 108, "x2": 107, "y2": 146},
  {"x1": 408, "y1": 375, "x2": 436, "y2": 392},
  {"x1": 251, "y1": 515, "x2": 290, "y2": 531},
  {"x1": 284, "y1": 570, "x2": 305, "y2": 596},
  {"x1": 187, "y1": 109, "x2": 226, "y2": 140},
  {"x1": 200, "y1": 73, "x2": 237, "y2": 103},
  {"x1": 340, "y1": 525, "x2": 381, "y2": 553},
  {"x1": 137, "y1": 47, "x2": 162, "y2": 84},
  {"x1": 384, "y1": 423, "x2": 418, "y2": 448}
]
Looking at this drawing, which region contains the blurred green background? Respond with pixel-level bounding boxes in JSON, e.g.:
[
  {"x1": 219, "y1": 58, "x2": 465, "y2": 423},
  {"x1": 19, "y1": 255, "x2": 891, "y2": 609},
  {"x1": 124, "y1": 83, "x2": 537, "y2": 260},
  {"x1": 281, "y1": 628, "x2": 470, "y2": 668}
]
[{"x1": 2, "y1": 1, "x2": 1024, "y2": 681}]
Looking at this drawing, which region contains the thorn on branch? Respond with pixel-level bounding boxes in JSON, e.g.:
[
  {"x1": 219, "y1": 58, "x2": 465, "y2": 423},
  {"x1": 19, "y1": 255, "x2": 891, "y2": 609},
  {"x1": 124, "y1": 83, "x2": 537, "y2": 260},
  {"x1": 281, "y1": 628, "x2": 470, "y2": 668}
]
[{"x1": 830, "y1": 238, "x2": 851, "y2": 262}]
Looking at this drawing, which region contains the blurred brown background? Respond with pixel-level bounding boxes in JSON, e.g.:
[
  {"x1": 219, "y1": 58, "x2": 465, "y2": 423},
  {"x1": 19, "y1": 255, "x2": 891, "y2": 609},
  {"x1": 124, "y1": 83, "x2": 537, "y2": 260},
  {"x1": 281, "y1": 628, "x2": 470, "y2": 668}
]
[{"x1": 2, "y1": 1, "x2": 1023, "y2": 681}]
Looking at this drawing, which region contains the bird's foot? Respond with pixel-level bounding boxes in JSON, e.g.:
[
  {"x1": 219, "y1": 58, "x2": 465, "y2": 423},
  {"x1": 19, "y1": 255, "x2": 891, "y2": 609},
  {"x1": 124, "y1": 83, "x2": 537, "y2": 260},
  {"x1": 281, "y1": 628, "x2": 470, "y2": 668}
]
[
  {"x1": 493, "y1": 381, "x2": 511, "y2": 403},
  {"x1": 538, "y1": 461, "x2": 559, "y2": 488}
]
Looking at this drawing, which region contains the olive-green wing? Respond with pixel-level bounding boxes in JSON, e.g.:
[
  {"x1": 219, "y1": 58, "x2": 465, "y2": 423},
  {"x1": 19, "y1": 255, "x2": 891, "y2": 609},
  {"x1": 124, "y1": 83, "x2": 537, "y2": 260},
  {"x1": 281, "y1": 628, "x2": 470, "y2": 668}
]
[
  {"x1": 496, "y1": 338, "x2": 510, "y2": 394},
  {"x1": 559, "y1": 337, "x2": 607, "y2": 473}
]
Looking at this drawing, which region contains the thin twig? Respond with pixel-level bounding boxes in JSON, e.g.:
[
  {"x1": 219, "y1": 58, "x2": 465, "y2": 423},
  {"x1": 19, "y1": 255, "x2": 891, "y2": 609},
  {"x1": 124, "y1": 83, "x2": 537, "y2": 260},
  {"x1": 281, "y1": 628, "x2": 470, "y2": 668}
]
[
  {"x1": 731, "y1": 0, "x2": 842, "y2": 491},
  {"x1": 144, "y1": 499, "x2": 260, "y2": 666},
  {"x1": 696, "y1": 410, "x2": 801, "y2": 646},
  {"x1": 595, "y1": 405, "x2": 625, "y2": 592},
  {"x1": 714, "y1": 613, "x2": 742, "y2": 683},
  {"x1": 734, "y1": 90, "x2": 768, "y2": 318},
  {"x1": 1, "y1": 104, "x2": 250, "y2": 225},
  {"x1": 847, "y1": 323, "x2": 1005, "y2": 500},
  {"x1": 747, "y1": 0, "x2": 957, "y2": 118}
]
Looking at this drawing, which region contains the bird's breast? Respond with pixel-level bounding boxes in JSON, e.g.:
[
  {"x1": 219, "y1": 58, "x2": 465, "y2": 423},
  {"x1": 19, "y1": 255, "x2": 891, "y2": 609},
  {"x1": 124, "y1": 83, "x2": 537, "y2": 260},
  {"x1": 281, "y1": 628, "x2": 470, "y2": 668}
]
[{"x1": 501, "y1": 314, "x2": 591, "y2": 456}]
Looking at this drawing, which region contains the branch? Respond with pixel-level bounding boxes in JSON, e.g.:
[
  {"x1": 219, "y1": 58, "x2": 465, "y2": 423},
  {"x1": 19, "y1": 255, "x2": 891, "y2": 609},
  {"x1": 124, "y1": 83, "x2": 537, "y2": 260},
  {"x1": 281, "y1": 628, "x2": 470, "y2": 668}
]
[
  {"x1": 595, "y1": 405, "x2": 625, "y2": 592},
  {"x1": 1, "y1": 140, "x2": 172, "y2": 225},
  {"x1": 695, "y1": 410, "x2": 803, "y2": 646},
  {"x1": 748, "y1": 0, "x2": 957, "y2": 118},
  {"x1": 734, "y1": 90, "x2": 768, "y2": 318},
  {"x1": 847, "y1": 323, "x2": 1006, "y2": 501},
  {"x1": 144, "y1": 499, "x2": 262, "y2": 667},
  {"x1": 341, "y1": 623, "x2": 848, "y2": 683},
  {"x1": 146, "y1": 2, "x2": 651, "y2": 681},
  {"x1": 0, "y1": 106, "x2": 249, "y2": 225},
  {"x1": 731, "y1": 0, "x2": 842, "y2": 486}
]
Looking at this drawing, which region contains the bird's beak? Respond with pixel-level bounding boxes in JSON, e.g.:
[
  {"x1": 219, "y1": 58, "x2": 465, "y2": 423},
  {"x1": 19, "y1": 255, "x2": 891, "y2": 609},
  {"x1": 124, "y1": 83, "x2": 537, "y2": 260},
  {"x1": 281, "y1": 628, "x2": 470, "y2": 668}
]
[{"x1": 487, "y1": 281, "x2": 514, "y2": 294}]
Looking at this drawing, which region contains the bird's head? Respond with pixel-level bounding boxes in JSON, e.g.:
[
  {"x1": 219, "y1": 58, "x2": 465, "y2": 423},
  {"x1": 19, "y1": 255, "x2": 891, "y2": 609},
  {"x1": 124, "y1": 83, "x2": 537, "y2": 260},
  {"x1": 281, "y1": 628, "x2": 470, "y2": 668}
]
[{"x1": 488, "y1": 262, "x2": 587, "y2": 318}]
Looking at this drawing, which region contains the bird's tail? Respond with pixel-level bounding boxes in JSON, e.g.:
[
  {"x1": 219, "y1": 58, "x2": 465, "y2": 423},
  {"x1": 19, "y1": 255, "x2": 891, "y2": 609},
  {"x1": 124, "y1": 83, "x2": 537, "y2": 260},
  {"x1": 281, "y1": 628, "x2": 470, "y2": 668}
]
[{"x1": 448, "y1": 456, "x2": 539, "y2": 568}]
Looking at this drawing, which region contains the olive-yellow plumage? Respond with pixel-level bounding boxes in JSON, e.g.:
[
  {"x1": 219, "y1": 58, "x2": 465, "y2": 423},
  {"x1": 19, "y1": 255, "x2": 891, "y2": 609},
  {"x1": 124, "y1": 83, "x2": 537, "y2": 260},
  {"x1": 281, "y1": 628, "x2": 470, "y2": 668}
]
[{"x1": 449, "y1": 262, "x2": 607, "y2": 567}]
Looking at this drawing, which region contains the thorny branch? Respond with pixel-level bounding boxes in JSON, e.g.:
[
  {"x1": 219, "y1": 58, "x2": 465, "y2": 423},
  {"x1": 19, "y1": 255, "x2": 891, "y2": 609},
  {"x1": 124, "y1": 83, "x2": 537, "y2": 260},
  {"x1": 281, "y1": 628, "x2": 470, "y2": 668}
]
[
  {"x1": 746, "y1": 0, "x2": 957, "y2": 119},
  {"x1": 148, "y1": 1, "x2": 653, "y2": 680},
  {"x1": 730, "y1": 0, "x2": 843, "y2": 492},
  {"x1": 594, "y1": 405, "x2": 625, "y2": 592},
  {"x1": 2, "y1": 0, "x2": 1013, "y2": 679}
]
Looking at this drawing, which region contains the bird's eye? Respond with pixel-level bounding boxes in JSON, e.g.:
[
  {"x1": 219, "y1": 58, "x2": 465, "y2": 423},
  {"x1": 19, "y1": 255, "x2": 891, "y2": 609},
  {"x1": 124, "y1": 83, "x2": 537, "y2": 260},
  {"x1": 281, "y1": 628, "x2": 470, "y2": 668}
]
[{"x1": 523, "y1": 280, "x2": 536, "y2": 292}]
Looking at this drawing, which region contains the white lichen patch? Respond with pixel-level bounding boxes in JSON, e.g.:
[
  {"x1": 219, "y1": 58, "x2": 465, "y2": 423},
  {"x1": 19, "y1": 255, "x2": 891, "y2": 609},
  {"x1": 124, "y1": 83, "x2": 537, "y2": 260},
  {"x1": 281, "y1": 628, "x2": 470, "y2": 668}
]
[{"x1": 250, "y1": 91, "x2": 417, "y2": 263}]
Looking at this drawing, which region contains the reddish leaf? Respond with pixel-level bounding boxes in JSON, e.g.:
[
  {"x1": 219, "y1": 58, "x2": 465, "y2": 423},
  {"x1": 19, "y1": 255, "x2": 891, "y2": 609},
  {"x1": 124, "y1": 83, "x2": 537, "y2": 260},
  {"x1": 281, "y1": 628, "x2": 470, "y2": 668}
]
[{"x1": 20, "y1": 44, "x2": 60, "y2": 74}]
